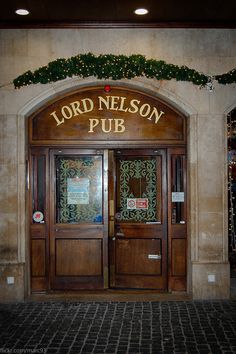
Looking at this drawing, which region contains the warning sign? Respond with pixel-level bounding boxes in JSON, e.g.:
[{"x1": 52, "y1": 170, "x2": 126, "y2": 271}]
[
  {"x1": 127, "y1": 198, "x2": 149, "y2": 210},
  {"x1": 136, "y1": 198, "x2": 149, "y2": 209}
]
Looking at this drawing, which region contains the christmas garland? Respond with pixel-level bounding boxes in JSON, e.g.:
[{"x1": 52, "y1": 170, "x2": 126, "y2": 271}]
[{"x1": 13, "y1": 53, "x2": 236, "y2": 89}]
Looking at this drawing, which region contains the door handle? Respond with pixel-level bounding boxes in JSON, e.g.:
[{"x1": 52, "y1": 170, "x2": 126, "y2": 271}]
[
  {"x1": 148, "y1": 254, "x2": 162, "y2": 260},
  {"x1": 116, "y1": 232, "x2": 124, "y2": 237}
]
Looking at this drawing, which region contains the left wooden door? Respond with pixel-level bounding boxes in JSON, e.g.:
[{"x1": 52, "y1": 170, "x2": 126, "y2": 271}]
[
  {"x1": 50, "y1": 149, "x2": 108, "y2": 290},
  {"x1": 30, "y1": 148, "x2": 109, "y2": 291}
]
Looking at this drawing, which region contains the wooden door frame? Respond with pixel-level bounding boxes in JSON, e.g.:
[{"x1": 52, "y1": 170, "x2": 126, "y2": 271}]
[
  {"x1": 28, "y1": 84, "x2": 188, "y2": 293},
  {"x1": 167, "y1": 147, "x2": 187, "y2": 291},
  {"x1": 29, "y1": 144, "x2": 187, "y2": 292}
]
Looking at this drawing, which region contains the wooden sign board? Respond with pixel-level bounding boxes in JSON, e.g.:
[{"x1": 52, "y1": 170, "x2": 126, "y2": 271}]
[{"x1": 30, "y1": 86, "x2": 186, "y2": 145}]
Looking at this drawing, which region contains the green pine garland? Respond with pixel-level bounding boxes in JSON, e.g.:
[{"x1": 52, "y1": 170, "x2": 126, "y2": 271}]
[{"x1": 13, "y1": 53, "x2": 236, "y2": 89}]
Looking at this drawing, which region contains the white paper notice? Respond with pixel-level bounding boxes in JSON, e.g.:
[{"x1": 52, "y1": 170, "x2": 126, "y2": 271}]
[
  {"x1": 172, "y1": 192, "x2": 184, "y2": 202},
  {"x1": 67, "y1": 177, "x2": 90, "y2": 205}
]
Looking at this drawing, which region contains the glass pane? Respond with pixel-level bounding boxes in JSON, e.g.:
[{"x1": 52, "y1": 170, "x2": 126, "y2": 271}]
[
  {"x1": 116, "y1": 156, "x2": 161, "y2": 223},
  {"x1": 56, "y1": 155, "x2": 103, "y2": 223},
  {"x1": 32, "y1": 155, "x2": 45, "y2": 223},
  {"x1": 37, "y1": 156, "x2": 45, "y2": 213},
  {"x1": 171, "y1": 155, "x2": 185, "y2": 224}
]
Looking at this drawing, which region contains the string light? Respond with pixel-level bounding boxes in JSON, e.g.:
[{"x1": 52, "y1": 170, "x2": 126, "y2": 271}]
[{"x1": 228, "y1": 108, "x2": 236, "y2": 254}]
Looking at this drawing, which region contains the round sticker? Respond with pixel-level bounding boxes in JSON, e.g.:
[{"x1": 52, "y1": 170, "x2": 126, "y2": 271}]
[
  {"x1": 127, "y1": 199, "x2": 136, "y2": 208},
  {"x1": 33, "y1": 211, "x2": 44, "y2": 223},
  {"x1": 115, "y1": 212, "x2": 122, "y2": 220}
]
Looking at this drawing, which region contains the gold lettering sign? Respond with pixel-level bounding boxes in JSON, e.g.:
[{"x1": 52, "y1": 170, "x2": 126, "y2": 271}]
[
  {"x1": 49, "y1": 95, "x2": 165, "y2": 133},
  {"x1": 30, "y1": 86, "x2": 185, "y2": 143}
]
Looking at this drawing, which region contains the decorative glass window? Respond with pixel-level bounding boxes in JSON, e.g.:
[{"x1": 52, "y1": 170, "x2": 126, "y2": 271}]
[
  {"x1": 116, "y1": 156, "x2": 161, "y2": 222},
  {"x1": 55, "y1": 155, "x2": 103, "y2": 223}
]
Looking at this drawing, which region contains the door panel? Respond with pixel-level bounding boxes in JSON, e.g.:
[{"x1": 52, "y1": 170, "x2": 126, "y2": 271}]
[
  {"x1": 31, "y1": 239, "x2": 46, "y2": 277},
  {"x1": 171, "y1": 239, "x2": 186, "y2": 276},
  {"x1": 49, "y1": 149, "x2": 108, "y2": 290},
  {"x1": 116, "y1": 239, "x2": 161, "y2": 275},
  {"x1": 55, "y1": 239, "x2": 102, "y2": 276},
  {"x1": 109, "y1": 149, "x2": 167, "y2": 290}
]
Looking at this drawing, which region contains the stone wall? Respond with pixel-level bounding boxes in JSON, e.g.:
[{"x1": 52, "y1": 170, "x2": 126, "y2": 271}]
[{"x1": 0, "y1": 29, "x2": 235, "y2": 300}]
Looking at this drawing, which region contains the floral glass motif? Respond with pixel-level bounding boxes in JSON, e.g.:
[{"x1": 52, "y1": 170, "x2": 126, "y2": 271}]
[
  {"x1": 56, "y1": 156, "x2": 103, "y2": 223},
  {"x1": 118, "y1": 158, "x2": 158, "y2": 222}
]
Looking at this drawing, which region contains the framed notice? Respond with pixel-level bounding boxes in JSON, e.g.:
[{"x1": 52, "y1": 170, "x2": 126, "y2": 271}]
[
  {"x1": 172, "y1": 192, "x2": 184, "y2": 202},
  {"x1": 67, "y1": 177, "x2": 90, "y2": 205}
]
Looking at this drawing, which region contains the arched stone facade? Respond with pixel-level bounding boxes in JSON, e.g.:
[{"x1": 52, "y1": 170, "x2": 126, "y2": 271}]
[{"x1": 0, "y1": 28, "x2": 235, "y2": 301}]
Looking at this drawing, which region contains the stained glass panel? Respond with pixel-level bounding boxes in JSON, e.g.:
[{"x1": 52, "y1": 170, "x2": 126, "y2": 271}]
[
  {"x1": 117, "y1": 157, "x2": 160, "y2": 222},
  {"x1": 56, "y1": 155, "x2": 103, "y2": 223}
]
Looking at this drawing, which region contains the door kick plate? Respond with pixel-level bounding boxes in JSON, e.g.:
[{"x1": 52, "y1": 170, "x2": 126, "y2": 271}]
[{"x1": 148, "y1": 254, "x2": 162, "y2": 260}]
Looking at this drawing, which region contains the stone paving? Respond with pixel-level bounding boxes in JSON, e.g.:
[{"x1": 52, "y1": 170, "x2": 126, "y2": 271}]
[{"x1": 0, "y1": 301, "x2": 236, "y2": 354}]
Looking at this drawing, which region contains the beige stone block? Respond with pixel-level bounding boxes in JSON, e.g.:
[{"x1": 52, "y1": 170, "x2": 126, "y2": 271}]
[
  {"x1": 198, "y1": 182, "x2": 223, "y2": 214},
  {"x1": 162, "y1": 81, "x2": 210, "y2": 115},
  {"x1": 27, "y1": 30, "x2": 54, "y2": 58},
  {"x1": 0, "y1": 115, "x2": 17, "y2": 165},
  {"x1": 0, "y1": 57, "x2": 18, "y2": 85},
  {"x1": 192, "y1": 262, "x2": 230, "y2": 299},
  {"x1": 198, "y1": 212, "x2": 225, "y2": 262},
  {"x1": 0, "y1": 263, "x2": 25, "y2": 302},
  {"x1": 197, "y1": 114, "x2": 224, "y2": 154},
  {"x1": 0, "y1": 213, "x2": 18, "y2": 262},
  {"x1": 229, "y1": 30, "x2": 236, "y2": 56},
  {"x1": 207, "y1": 57, "x2": 236, "y2": 76},
  {"x1": 196, "y1": 114, "x2": 225, "y2": 215},
  {"x1": 0, "y1": 84, "x2": 47, "y2": 115},
  {"x1": 209, "y1": 85, "x2": 236, "y2": 115},
  {"x1": 198, "y1": 160, "x2": 223, "y2": 196},
  {"x1": 0, "y1": 30, "x2": 28, "y2": 57},
  {"x1": 0, "y1": 163, "x2": 18, "y2": 215},
  {"x1": 182, "y1": 29, "x2": 232, "y2": 58}
]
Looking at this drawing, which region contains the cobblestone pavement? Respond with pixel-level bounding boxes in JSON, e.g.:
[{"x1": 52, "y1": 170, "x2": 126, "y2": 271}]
[{"x1": 0, "y1": 301, "x2": 236, "y2": 354}]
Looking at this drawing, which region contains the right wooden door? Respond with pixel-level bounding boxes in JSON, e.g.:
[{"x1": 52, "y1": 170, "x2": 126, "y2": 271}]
[{"x1": 109, "y1": 149, "x2": 168, "y2": 290}]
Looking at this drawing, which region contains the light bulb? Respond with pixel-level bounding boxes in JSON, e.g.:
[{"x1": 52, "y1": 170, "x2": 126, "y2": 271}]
[
  {"x1": 15, "y1": 9, "x2": 30, "y2": 16},
  {"x1": 134, "y1": 8, "x2": 148, "y2": 15}
]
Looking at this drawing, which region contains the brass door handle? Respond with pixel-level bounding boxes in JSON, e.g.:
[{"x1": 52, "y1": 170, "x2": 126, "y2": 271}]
[
  {"x1": 116, "y1": 232, "x2": 124, "y2": 237},
  {"x1": 148, "y1": 254, "x2": 162, "y2": 260}
]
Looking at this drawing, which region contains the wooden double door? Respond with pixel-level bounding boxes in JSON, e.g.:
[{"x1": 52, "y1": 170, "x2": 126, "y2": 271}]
[{"x1": 30, "y1": 147, "x2": 187, "y2": 292}]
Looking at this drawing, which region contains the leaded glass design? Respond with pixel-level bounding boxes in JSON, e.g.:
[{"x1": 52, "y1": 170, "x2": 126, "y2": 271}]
[
  {"x1": 117, "y1": 157, "x2": 158, "y2": 222},
  {"x1": 56, "y1": 155, "x2": 103, "y2": 223}
]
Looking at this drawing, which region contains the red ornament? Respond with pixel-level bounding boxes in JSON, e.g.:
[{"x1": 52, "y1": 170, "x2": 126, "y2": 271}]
[{"x1": 104, "y1": 85, "x2": 111, "y2": 93}]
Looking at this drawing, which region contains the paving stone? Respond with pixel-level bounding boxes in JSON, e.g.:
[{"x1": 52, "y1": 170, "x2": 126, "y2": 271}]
[{"x1": 0, "y1": 300, "x2": 236, "y2": 353}]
